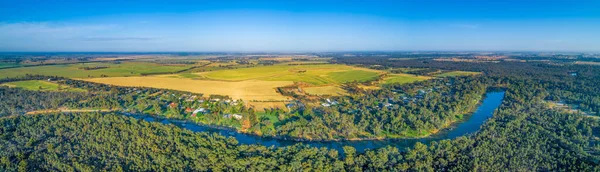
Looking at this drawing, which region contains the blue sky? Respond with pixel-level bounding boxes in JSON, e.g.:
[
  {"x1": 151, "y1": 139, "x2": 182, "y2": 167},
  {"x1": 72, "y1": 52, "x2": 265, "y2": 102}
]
[{"x1": 0, "y1": 0, "x2": 599, "y2": 52}]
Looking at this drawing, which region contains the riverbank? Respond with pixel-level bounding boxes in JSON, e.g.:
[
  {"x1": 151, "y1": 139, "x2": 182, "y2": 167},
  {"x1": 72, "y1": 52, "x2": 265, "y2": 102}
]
[
  {"x1": 115, "y1": 90, "x2": 501, "y2": 142},
  {"x1": 123, "y1": 91, "x2": 505, "y2": 153}
]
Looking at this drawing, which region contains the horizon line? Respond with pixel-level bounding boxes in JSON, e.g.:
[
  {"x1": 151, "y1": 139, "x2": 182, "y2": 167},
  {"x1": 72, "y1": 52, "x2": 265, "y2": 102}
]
[{"x1": 0, "y1": 50, "x2": 598, "y2": 54}]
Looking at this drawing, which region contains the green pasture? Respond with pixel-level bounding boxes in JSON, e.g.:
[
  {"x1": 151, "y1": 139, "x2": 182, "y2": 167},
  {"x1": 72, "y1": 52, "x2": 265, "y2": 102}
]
[
  {"x1": 0, "y1": 62, "x2": 194, "y2": 78},
  {"x1": 1, "y1": 80, "x2": 86, "y2": 92},
  {"x1": 382, "y1": 74, "x2": 431, "y2": 85},
  {"x1": 196, "y1": 64, "x2": 382, "y2": 85},
  {"x1": 0, "y1": 62, "x2": 23, "y2": 69}
]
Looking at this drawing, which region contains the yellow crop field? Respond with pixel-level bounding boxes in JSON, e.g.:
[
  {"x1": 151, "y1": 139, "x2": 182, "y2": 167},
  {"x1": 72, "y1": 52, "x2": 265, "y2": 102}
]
[{"x1": 82, "y1": 77, "x2": 294, "y2": 101}]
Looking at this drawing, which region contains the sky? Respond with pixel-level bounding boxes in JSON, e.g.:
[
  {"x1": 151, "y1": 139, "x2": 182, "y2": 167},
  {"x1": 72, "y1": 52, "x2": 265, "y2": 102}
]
[{"x1": 0, "y1": 0, "x2": 599, "y2": 52}]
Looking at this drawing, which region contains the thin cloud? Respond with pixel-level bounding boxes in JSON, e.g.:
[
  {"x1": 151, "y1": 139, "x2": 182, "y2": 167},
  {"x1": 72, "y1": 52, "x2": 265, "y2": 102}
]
[
  {"x1": 0, "y1": 22, "x2": 116, "y2": 35},
  {"x1": 80, "y1": 37, "x2": 158, "y2": 41}
]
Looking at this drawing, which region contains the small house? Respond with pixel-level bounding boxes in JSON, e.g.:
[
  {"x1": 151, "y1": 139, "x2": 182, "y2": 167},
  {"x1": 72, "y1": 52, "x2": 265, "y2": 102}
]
[
  {"x1": 192, "y1": 108, "x2": 209, "y2": 115},
  {"x1": 232, "y1": 114, "x2": 243, "y2": 120},
  {"x1": 224, "y1": 114, "x2": 243, "y2": 120},
  {"x1": 286, "y1": 103, "x2": 296, "y2": 110},
  {"x1": 325, "y1": 99, "x2": 338, "y2": 105}
]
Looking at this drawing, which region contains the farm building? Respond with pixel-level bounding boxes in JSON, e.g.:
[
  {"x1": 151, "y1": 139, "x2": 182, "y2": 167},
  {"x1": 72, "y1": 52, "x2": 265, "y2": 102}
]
[
  {"x1": 224, "y1": 114, "x2": 243, "y2": 120},
  {"x1": 192, "y1": 108, "x2": 209, "y2": 115}
]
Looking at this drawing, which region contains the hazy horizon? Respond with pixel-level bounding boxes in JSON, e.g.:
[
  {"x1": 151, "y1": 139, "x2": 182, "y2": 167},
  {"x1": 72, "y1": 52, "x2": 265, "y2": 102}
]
[{"x1": 1, "y1": 0, "x2": 599, "y2": 52}]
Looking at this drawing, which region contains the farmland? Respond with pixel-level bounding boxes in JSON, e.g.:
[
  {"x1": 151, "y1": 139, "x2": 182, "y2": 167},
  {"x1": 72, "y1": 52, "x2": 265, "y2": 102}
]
[
  {"x1": 74, "y1": 63, "x2": 447, "y2": 105},
  {"x1": 0, "y1": 62, "x2": 194, "y2": 78},
  {"x1": 195, "y1": 64, "x2": 382, "y2": 85},
  {"x1": 382, "y1": 73, "x2": 431, "y2": 85},
  {"x1": 83, "y1": 76, "x2": 293, "y2": 101},
  {"x1": 81, "y1": 64, "x2": 386, "y2": 107},
  {"x1": 0, "y1": 62, "x2": 22, "y2": 69},
  {"x1": 1, "y1": 80, "x2": 86, "y2": 92},
  {"x1": 1, "y1": 59, "x2": 474, "y2": 109}
]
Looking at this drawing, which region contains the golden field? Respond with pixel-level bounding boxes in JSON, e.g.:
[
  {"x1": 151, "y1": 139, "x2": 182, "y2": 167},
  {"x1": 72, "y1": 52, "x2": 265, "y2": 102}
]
[{"x1": 82, "y1": 76, "x2": 294, "y2": 101}]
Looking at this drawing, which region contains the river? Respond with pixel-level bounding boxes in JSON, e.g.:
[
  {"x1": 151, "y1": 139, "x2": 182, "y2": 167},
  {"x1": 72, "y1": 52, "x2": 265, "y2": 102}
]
[{"x1": 128, "y1": 91, "x2": 505, "y2": 153}]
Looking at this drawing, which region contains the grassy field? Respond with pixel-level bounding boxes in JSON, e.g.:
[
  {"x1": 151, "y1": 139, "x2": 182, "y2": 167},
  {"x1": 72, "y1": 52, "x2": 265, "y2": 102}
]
[
  {"x1": 196, "y1": 64, "x2": 382, "y2": 86},
  {"x1": 0, "y1": 62, "x2": 22, "y2": 69},
  {"x1": 83, "y1": 76, "x2": 293, "y2": 101},
  {"x1": 1, "y1": 80, "x2": 86, "y2": 92},
  {"x1": 328, "y1": 70, "x2": 380, "y2": 83},
  {"x1": 0, "y1": 62, "x2": 194, "y2": 78},
  {"x1": 383, "y1": 74, "x2": 431, "y2": 85},
  {"x1": 303, "y1": 86, "x2": 347, "y2": 96},
  {"x1": 435, "y1": 71, "x2": 481, "y2": 77}
]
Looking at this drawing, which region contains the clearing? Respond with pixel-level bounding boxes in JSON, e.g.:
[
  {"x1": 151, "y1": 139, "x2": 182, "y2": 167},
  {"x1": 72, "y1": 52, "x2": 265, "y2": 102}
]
[{"x1": 1, "y1": 80, "x2": 86, "y2": 92}]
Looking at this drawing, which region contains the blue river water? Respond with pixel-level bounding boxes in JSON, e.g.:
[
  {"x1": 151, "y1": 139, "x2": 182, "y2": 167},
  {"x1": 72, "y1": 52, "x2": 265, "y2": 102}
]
[{"x1": 129, "y1": 91, "x2": 505, "y2": 153}]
